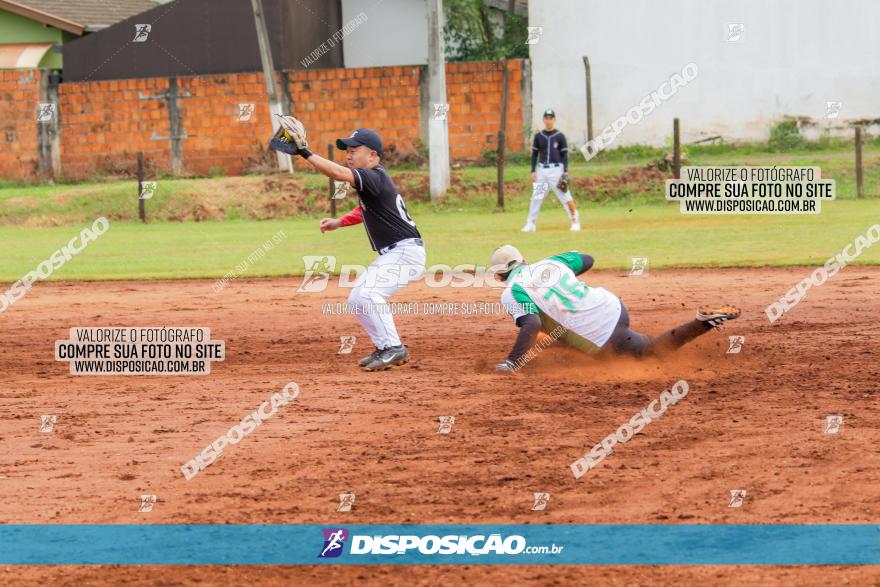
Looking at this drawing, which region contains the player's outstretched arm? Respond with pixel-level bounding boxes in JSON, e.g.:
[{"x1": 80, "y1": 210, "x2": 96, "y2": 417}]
[
  {"x1": 319, "y1": 218, "x2": 342, "y2": 232},
  {"x1": 530, "y1": 134, "x2": 539, "y2": 182},
  {"x1": 320, "y1": 206, "x2": 363, "y2": 233},
  {"x1": 576, "y1": 254, "x2": 594, "y2": 275},
  {"x1": 495, "y1": 314, "x2": 542, "y2": 372},
  {"x1": 551, "y1": 251, "x2": 594, "y2": 276},
  {"x1": 268, "y1": 115, "x2": 354, "y2": 184},
  {"x1": 300, "y1": 153, "x2": 355, "y2": 185}
]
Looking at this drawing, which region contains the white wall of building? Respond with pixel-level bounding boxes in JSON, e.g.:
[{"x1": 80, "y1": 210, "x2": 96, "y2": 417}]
[
  {"x1": 529, "y1": 0, "x2": 880, "y2": 150},
  {"x1": 341, "y1": 0, "x2": 428, "y2": 67}
]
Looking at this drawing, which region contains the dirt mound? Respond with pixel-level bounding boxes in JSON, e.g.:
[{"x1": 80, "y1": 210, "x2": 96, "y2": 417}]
[{"x1": 573, "y1": 165, "x2": 670, "y2": 202}]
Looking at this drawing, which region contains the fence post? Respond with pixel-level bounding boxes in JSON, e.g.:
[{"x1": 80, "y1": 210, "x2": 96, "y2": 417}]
[
  {"x1": 583, "y1": 56, "x2": 593, "y2": 143},
  {"x1": 855, "y1": 126, "x2": 864, "y2": 199},
  {"x1": 497, "y1": 60, "x2": 509, "y2": 209},
  {"x1": 137, "y1": 152, "x2": 146, "y2": 223},
  {"x1": 328, "y1": 143, "x2": 336, "y2": 217},
  {"x1": 168, "y1": 77, "x2": 184, "y2": 175},
  {"x1": 37, "y1": 69, "x2": 61, "y2": 182},
  {"x1": 673, "y1": 118, "x2": 681, "y2": 179}
]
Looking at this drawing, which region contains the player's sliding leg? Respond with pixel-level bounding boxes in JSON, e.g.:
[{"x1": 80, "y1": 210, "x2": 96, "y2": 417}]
[
  {"x1": 347, "y1": 244, "x2": 426, "y2": 371},
  {"x1": 604, "y1": 304, "x2": 740, "y2": 357},
  {"x1": 601, "y1": 303, "x2": 652, "y2": 356},
  {"x1": 644, "y1": 318, "x2": 715, "y2": 355},
  {"x1": 648, "y1": 306, "x2": 741, "y2": 355}
]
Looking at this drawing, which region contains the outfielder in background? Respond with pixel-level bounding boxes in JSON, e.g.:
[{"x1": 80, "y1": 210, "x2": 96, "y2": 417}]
[
  {"x1": 489, "y1": 245, "x2": 740, "y2": 371},
  {"x1": 523, "y1": 108, "x2": 580, "y2": 233},
  {"x1": 270, "y1": 119, "x2": 424, "y2": 372}
]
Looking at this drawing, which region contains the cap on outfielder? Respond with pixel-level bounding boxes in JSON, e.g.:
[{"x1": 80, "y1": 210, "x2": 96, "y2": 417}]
[
  {"x1": 542, "y1": 108, "x2": 556, "y2": 118},
  {"x1": 490, "y1": 245, "x2": 525, "y2": 275},
  {"x1": 336, "y1": 128, "x2": 383, "y2": 156}
]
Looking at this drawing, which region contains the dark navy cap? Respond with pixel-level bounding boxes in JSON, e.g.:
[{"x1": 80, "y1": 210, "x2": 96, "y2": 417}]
[
  {"x1": 336, "y1": 128, "x2": 383, "y2": 156},
  {"x1": 543, "y1": 108, "x2": 556, "y2": 118}
]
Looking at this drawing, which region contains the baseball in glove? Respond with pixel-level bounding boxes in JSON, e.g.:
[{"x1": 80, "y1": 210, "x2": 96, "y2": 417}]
[
  {"x1": 556, "y1": 172, "x2": 571, "y2": 192},
  {"x1": 269, "y1": 115, "x2": 310, "y2": 157}
]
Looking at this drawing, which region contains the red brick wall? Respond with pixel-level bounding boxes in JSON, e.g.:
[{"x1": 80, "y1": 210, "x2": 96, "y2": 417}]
[
  {"x1": 61, "y1": 77, "x2": 175, "y2": 178},
  {"x1": 287, "y1": 64, "x2": 422, "y2": 167},
  {"x1": 0, "y1": 70, "x2": 42, "y2": 181},
  {"x1": 3, "y1": 59, "x2": 527, "y2": 181},
  {"x1": 447, "y1": 60, "x2": 524, "y2": 161},
  {"x1": 286, "y1": 60, "x2": 524, "y2": 164},
  {"x1": 181, "y1": 75, "x2": 273, "y2": 175}
]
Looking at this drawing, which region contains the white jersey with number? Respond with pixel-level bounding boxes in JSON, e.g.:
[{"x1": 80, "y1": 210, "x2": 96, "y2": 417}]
[{"x1": 500, "y1": 254, "x2": 622, "y2": 353}]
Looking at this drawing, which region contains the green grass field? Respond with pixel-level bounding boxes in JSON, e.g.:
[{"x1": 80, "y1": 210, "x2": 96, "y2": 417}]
[
  {"x1": 1, "y1": 200, "x2": 878, "y2": 282},
  {"x1": 1, "y1": 145, "x2": 877, "y2": 225},
  {"x1": 2, "y1": 142, "x2": 878, "y2": 282}
]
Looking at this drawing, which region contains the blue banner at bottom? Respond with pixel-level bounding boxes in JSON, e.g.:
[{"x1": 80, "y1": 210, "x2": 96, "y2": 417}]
[{"x1": 0, "y1": 524, "x2": 877, "y2": 565}]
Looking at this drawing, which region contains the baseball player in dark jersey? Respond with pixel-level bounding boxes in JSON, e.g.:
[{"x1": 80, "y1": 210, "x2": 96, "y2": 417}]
[
  {"x1": 523, "y1": 108, "x2": 581, "y2": 232},
  {"x1": 488, "y1": 245, "x2": 740, "y2": 371},
  {"x1": 269, "y1": 119, "x2": 425, "y2": 372}
]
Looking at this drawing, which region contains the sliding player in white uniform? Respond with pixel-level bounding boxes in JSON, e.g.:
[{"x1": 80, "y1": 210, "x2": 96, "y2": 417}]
[{"x1": 489, "y1": 245, "x2": 740, "y2": 370}]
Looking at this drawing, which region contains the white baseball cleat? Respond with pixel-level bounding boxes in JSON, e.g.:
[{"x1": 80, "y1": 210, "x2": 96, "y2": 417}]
[
  {"x1": 570, "y1": 222, "x2": 581, "y2": 231},
  {"x1": 521, "y1": 222, "x2": 537, "y2": 233}
]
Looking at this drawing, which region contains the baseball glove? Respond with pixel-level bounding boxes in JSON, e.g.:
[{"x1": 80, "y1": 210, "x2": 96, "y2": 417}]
[
  {"x1": 556, "y1": 172, "x2": 571, "y2": 192},
  {"x1": 269, "y1": 115, "x2": 308, "y2": 155}
]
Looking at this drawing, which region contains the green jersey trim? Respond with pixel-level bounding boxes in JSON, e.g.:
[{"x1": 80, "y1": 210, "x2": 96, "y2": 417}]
[
  {"x1": 548, "y1": 251, "x2": 584, "y2": 274},
  {"x1": 510, "y1": 283, "x2": 539, "y2": 315}
]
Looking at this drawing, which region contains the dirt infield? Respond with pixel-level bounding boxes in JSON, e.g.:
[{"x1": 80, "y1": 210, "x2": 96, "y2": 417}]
[{"x1": 1, "y1": 267, "x2": 879, "y2": 585}]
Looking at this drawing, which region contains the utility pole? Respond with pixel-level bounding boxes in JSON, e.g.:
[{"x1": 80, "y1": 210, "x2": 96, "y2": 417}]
[
  {"x1": 426, "y1": 0, "x2": 450, "y2": 200},
  {"x1": 251, "y1": 0, "x2": 292, "y2": 172},
  {"x1": 496, "y1": 0, "x2": 516, "y2": 209}
]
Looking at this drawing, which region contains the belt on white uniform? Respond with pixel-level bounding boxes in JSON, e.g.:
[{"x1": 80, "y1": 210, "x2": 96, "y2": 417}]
[
  {"x1": 539, "y1": 163, "x2": 561, "y2": 168},
  {"x1": 379, "y1": 238, "x2": 424, "y2": 255}
]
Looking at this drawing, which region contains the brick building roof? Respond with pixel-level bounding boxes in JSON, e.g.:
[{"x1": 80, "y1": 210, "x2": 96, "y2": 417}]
[{"x1": 3, "y1": 0, "x2": 163, "y2": 33}]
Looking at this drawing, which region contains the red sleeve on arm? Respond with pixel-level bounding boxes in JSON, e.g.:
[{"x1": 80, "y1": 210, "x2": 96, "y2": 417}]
[{"x1": 339, "y1": 205, "x2": 363, "y2": 227}]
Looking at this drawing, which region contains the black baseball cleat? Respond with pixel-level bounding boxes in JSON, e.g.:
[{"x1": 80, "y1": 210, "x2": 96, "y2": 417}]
[
  {"x1": 696, "y1": 305, "x2": 741, "y2": 328},
  {"x1": 358, "y1": 348, "x2": 382, "y2": 367},
  {"x1": 364, "y1": 345, "x2": 409, "y2": 371}
]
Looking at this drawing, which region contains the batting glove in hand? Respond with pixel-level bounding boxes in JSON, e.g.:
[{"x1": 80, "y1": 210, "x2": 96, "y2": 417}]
[{"x1": 494, "y1": 359, "x2": 516, "y2": 373}]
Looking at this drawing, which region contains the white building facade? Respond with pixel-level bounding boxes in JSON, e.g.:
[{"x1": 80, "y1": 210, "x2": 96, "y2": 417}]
[{"x1": 528, "y1": 0, "x2": 880, "y2": 150}]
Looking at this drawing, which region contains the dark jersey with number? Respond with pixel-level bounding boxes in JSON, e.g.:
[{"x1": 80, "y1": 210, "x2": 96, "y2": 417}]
[{"x1": 351, "y1": 165, "x2": 420, "y2": 251}]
